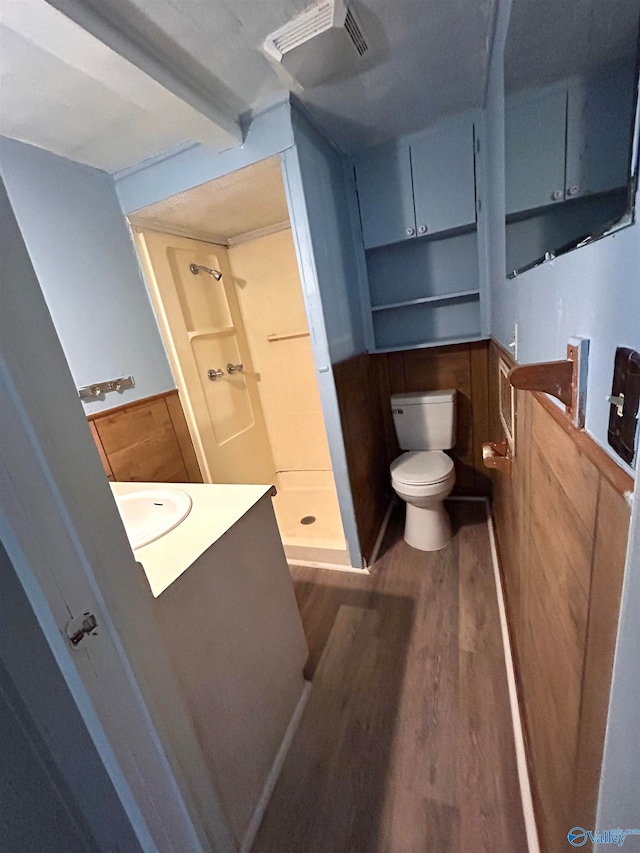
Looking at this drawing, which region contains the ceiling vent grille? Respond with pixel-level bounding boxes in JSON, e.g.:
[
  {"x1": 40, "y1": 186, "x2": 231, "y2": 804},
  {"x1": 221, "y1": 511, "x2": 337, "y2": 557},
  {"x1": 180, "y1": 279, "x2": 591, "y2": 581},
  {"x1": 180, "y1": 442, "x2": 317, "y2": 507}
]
[
  {"x1": 270, "y1": 1, "x2": 335, "y2": 55},
  {"x1": 344, "y1": 8, "x2": 368, "y2": 56},
  {"x1": 264, "y1": 0, "x2": 368, "y2": 86}
]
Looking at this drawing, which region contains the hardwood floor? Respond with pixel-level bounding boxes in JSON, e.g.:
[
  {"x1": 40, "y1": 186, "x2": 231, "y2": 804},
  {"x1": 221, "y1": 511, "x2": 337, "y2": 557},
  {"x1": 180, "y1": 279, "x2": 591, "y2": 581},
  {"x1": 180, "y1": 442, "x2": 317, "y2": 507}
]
[{"x1": 252, "y1": 501, "x2": 528, "y2": 853}]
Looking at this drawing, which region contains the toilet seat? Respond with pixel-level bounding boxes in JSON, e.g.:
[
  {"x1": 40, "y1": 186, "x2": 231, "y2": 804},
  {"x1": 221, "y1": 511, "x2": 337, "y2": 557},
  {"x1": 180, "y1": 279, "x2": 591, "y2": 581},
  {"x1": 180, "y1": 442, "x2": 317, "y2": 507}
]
[{"x1": 390, "y1": 450, "x2": 454, "y2": 486}]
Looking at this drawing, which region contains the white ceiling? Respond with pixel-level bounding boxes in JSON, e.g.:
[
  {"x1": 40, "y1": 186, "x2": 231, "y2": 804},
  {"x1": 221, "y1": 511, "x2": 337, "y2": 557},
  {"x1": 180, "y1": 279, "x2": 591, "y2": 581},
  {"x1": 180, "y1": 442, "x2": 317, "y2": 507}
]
[
  {"x1": 129, "y1": 156, "x2": 290, "y2": 241},
  {"x1": 1, "y1": 0, "x2": 638, "y2": 173},
  {"x1": 0, "y1": 0, "x2": 240, "y2": 172},
  {"x1": 1, "y1": 0, "x2": 498, "y2": 170},
  {"x1": 48, "y1": 0, "x2": 498, "y2": 151}
]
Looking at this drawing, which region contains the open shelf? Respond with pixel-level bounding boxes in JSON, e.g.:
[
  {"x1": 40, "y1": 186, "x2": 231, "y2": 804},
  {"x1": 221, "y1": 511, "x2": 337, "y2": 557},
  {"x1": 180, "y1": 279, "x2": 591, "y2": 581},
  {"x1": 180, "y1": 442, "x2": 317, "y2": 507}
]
[
  {"x1": 187, "y1": 325, "x2": 236, "y2": 340},
  {"x1": 366, "y1": 229, "x2": 479, "y2": 309},
  {"x1": 371, "y1": 288, "x2": 480, "y2": 312},
  {"x1": 372, "y1": 292, "x2": 481, "y2": 351},
  {"x1": 373, "y1": 333, "x2": 487, "y2": 354}
]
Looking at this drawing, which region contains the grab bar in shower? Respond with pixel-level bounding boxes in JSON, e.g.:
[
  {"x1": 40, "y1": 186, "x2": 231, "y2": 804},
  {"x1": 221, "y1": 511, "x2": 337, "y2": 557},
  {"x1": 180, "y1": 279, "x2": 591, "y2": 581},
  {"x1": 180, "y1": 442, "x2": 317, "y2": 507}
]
[{"x1": 266, "y1": 331, "x2": 310, "y2": 343}]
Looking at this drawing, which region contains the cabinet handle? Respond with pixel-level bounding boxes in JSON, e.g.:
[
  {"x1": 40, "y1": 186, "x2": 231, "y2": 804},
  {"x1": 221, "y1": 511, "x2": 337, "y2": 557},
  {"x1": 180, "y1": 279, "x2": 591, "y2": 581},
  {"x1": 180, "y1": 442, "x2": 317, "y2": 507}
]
[
  {"x1": 405, "y1": 227, "x2": 415, "y2": 237},
  {"x1": 567, "y1": 185, "x2": 579, "y2": 196},
  {"x1": 417, "y1": 225, "x2": 428, "y2": 235},
  {"x1": 551, "y1": 189, "x2": 563, "y2": 201}
]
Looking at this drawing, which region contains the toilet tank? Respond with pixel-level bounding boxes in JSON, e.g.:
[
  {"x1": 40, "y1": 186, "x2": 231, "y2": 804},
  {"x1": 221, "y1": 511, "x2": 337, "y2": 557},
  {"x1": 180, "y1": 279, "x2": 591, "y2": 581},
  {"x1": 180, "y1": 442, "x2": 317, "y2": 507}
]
[{"x1": 391, "y1": 389, "x2": 457, "y2": 450}]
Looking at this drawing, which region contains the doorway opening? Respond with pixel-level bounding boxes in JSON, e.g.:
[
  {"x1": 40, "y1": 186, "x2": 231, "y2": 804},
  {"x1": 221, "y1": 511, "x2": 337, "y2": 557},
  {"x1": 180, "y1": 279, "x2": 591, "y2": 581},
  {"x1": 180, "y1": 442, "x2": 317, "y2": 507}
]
[{"x1": 130, "y1": 156, "x2": 349, "y2": 566}]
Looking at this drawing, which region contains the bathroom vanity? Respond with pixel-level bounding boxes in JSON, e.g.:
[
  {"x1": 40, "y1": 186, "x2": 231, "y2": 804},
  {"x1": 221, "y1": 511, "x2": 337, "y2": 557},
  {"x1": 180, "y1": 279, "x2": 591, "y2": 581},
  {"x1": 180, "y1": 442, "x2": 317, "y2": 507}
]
[{"x1": 111, "y1": 481, "x2": 309, "y2": 848}]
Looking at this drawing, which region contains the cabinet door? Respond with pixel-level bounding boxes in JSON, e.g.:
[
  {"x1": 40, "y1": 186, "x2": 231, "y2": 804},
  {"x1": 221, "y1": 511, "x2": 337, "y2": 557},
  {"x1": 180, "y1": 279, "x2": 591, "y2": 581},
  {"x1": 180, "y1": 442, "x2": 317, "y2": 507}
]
[
  {"x1": 505, "y1": 87, "x2": 567, "y2": 215},
  {"x1": 410, "y1": 120, "x2": 476, "y2": 236},
  {"x1": 354, "y1": 140, "x2": 415, "y2": 249},
  {"x1": 565, "y1": 64, "x2": 636, "y2": 198}
]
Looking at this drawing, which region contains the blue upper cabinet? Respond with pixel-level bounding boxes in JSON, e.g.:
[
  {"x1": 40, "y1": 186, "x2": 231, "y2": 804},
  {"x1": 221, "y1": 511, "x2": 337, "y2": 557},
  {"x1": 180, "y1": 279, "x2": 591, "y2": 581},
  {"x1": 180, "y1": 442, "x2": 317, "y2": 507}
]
[
  {"x1": 505, "y1": 87, "x2": 567, "y2": 215},
  {"x1": 410, "y1": 119, "x2": 476, "y2": 236},
  {"x1": 565, "y1": 62, "x2": 637, "y2": 199},
  {"x1": 354, "y1": 115, "x2": 477, "y2": 249},
  {"x1": 505, "y1": 62, "x2": 635, "y2": 217},
  {"x1": 354, "y1": 140, "x2": 415, "y2": 249}
]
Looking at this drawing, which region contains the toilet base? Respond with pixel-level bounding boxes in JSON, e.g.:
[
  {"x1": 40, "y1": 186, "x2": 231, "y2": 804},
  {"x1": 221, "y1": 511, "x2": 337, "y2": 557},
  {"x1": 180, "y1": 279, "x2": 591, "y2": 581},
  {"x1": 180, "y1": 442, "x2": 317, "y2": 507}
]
[{"x1": 404, "y1": 502, "x2": 452, "y2": 551}]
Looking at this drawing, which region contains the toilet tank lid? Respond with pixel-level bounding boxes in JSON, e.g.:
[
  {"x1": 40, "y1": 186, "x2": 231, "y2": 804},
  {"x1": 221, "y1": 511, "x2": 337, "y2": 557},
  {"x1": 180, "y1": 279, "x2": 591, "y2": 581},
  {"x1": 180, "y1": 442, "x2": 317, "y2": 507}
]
[{"x1": 391, "y1": 389, "x2": 456, "y2": 406}]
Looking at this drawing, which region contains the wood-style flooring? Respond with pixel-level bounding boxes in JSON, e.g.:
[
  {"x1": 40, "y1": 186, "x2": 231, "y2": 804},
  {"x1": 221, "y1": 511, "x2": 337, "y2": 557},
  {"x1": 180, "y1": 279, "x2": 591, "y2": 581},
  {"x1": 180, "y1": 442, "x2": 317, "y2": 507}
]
[{"x1": 252, "y1": 501, "x2": 528, "y2": 853}]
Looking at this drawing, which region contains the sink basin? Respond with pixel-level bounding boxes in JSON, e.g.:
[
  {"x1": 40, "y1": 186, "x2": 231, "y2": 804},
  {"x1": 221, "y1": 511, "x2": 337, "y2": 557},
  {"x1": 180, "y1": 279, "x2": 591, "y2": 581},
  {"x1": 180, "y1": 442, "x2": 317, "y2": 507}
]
[{"x1": 114, "y1": 488, "x2": 192, "y2": 549}]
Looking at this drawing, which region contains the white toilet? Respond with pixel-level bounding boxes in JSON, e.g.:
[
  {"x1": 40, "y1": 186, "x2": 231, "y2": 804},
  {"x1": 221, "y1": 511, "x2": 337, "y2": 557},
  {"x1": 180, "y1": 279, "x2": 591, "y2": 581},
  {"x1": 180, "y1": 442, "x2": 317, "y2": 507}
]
[{"x1": 390, "y1": 389, "x2": 457, "y2": 551}]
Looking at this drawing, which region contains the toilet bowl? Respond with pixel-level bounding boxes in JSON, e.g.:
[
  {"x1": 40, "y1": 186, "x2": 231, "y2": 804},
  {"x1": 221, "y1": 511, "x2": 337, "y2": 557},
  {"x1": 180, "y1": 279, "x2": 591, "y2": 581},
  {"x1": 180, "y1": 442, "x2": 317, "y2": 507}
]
[{"x1": 391, "y1": 450, "x2": 455, "y2": 551}]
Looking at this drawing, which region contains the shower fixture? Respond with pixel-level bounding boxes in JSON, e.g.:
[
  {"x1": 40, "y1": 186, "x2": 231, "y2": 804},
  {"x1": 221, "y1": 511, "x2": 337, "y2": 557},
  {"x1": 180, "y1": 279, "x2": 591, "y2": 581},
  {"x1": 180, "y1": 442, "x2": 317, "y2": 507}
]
[{"x1": 190, "y1": 263, "x2": 222, "y2": 281}]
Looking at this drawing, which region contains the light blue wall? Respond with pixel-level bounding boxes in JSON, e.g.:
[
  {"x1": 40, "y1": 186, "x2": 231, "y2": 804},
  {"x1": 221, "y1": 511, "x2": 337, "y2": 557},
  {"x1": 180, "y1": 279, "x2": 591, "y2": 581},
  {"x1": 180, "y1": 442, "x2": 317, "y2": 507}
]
[
  {"x1": 0, "y1": 137, "x2": 174, "y2": 415},
  {"x1": 115, "y1": 101, "x2": 294, "y2": 214},
  {"x1": 289, "y1": 108, "x2": 366, "y2": 363},
  {"x1": 485, "y1": 0, "x2": 640, "y2": 477}
]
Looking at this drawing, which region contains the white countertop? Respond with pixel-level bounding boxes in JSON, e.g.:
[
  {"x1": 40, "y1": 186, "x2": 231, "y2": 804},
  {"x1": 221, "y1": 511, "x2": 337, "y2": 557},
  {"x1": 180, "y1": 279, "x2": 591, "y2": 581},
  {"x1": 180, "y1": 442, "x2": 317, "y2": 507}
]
[{"x1": 110, "y1": 481, "x2": 273, "y2": 597}]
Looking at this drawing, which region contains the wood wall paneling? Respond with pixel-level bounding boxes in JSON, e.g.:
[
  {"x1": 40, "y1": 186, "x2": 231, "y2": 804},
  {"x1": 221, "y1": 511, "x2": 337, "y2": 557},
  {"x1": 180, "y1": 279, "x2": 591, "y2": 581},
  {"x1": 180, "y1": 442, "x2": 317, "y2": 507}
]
[
  {"x1": 487, "y1": 341, "x2": 632, "y2": 852},
  {"x1": 89, "y1": 390, "x2": 202, "y2": 484},
  {"x1": 164, "y1": 392, "x2": 203, "y2": 483},
  {"x1": 89, "y1": 420, "x2": 114, "y2": 480},
  {"x1": 332, "y1": 353, "x2": 390, "y2": 564},
  {"x1": 573, "y1": 477, "x2": 631, "y2": 827},
  {"x1": 372, "y1": 341, "x2": 491, "y2": 496}
]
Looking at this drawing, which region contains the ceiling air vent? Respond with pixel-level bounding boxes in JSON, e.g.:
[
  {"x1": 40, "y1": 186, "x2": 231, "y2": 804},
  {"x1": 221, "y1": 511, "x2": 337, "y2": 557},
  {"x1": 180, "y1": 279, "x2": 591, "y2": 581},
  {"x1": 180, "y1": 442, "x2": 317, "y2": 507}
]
[{"x1": 263, "y1": 0, "x2": 369, "y2": 88}]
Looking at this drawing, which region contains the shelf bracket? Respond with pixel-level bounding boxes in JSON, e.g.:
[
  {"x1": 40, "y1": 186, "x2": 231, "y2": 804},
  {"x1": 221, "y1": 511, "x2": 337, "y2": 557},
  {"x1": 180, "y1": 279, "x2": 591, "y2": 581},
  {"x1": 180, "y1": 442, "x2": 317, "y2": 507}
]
[{"x1": 508, "y1": 338, "x2": 589, "y2": 427}]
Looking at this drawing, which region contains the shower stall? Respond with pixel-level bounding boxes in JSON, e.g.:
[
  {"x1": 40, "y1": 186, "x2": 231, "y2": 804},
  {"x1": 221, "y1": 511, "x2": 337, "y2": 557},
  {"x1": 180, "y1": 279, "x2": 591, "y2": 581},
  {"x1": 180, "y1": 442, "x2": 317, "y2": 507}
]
[{"x1": 131, "y1": 157, "x2": 349, "y2": 567}]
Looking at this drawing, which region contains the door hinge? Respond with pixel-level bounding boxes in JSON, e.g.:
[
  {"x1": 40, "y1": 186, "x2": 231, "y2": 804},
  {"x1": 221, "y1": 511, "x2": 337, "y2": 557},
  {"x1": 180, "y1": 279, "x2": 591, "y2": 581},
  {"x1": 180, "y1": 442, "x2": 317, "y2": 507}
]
[{"x1": 66, "y1": 611, "x2": 98, "y2": 647}]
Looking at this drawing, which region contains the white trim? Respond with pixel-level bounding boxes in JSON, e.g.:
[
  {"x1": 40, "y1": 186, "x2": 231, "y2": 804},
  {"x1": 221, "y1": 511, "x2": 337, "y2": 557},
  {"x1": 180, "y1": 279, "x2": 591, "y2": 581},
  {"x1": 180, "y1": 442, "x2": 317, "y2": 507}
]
[
  {"x1": 286, "y1": 557, "x2": 368, "y2": 573},
  {"x1": 485, "y1": 499, "x2": 540, "y2": 853},
  {"x1": 227, "y1": 220, "x2": 291, "y2": 246},
  {"x1": 368, "y1": 501, "x2": 393, "y2": 567},
  {"x1": 240, "y1": 680, "x2": 312, "y2": 853},
  {"x1": 129, "y1": 221, "x2": 228, "y2": 248}
]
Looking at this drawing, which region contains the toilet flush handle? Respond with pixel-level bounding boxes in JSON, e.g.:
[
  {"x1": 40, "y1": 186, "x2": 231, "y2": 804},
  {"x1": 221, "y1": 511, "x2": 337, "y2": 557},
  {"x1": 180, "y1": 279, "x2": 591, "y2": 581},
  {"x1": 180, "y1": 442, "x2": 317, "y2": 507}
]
[{"x1": 392, "y1": 408, "x2": 404, "y2": 414}]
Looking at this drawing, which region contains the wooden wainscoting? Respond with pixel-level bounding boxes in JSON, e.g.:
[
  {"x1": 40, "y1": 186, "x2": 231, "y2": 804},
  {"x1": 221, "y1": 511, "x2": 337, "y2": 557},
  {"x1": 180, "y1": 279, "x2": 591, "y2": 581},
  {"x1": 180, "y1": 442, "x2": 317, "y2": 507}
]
[
  {"x1": 88, "y1": 390, "x2": 202, "y2": 483},
  {"x1": 332, "y1": 341, "x2": 491, "y2": 564},
  {"x1": 332, "y1": 352, "x2": 390, "y2": 565},
  {"x1": 373, "y1": 341, "x2": 491, "y2": 495},
  {"x1": 487, "y1": 341, "x2": 633, "y2": 851}
]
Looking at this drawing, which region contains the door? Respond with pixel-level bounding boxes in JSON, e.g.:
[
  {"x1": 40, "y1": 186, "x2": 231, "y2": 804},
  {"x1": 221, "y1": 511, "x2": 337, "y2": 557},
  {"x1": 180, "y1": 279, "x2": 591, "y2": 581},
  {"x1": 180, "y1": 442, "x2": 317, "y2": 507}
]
[
  {"x1": 505, "y1": 86, "x2": 567, "y2": 215},
  {"x1": 135, "y1": 230, "x2": 275, "y2": 484},
  {"x1": 1, "y1": 179, "x2": 233, "y2": 852},
  {"x1": 411, "y1": 118, "x2": 477, "y2": 236},
  {"x1": 354, "y1": 139, "x2": 415, "y2": 248}
]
